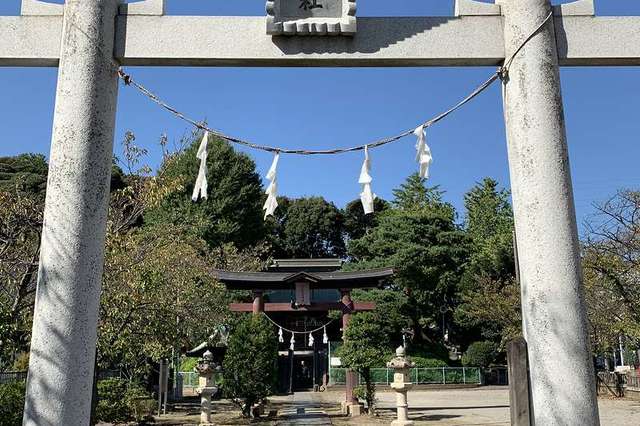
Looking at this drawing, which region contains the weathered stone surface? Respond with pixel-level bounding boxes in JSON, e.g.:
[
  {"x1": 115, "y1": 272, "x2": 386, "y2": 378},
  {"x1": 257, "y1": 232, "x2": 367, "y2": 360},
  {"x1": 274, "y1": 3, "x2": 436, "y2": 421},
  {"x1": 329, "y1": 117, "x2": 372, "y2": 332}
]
[
  {"x1": 267, "y1": 0, "x2": 356, "y2": 35},
  {"x1": 499, "y1": 0, "x2": 600, "y2": 424},
  {"x1": 119, "y1": 0, "x2": 165, "y2": 16},
  {"x1": 454, "y1": 0, "x2": 501, "y2": 17},
  {"x1": 553, "y1": 0, "x2": 594, "y2": 17},
  {"x1": 388, "y1": 347, "x2": 415, "y2": 426},
  {"x1": 3, "y1": 14, "x2": 640, "y2": 67},
  {"x1": 22, "y1": 1, "x2": 120, "y2": 425},
  {"x1": 20, "y1": 0, "x2": 63, "y2": 16}
]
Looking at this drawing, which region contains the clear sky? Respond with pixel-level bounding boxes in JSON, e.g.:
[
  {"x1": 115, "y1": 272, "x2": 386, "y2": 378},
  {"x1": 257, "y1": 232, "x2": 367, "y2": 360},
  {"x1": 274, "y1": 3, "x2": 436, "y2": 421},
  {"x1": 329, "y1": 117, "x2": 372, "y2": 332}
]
[{"x1": 1, "y1": 1, "x2": 639, "y2": 236}]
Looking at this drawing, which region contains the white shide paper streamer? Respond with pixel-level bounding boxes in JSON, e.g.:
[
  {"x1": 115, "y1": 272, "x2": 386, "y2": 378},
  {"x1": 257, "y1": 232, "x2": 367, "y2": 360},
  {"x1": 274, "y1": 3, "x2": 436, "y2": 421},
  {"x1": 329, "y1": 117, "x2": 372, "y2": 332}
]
[
  {"x1": 263, "y1": 152, "x2": 280, "y2": 219},
  {"x1": 191, "y1": 131, "x2": 210, "y2": 201},
  {"x1": 414, "y1": 125, "x2": 433, "y2": 179},
  {"x1": 359, "y1": 146, "x2": 376, "y2": 215}
]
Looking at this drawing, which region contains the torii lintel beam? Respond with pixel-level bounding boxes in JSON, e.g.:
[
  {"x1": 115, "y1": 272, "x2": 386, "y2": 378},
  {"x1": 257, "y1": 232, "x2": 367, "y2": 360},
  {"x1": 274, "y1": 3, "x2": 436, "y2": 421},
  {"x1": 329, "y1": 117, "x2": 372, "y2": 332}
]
[{"x1": 1, "y1": 15, "x2": 640, "y2": 67}]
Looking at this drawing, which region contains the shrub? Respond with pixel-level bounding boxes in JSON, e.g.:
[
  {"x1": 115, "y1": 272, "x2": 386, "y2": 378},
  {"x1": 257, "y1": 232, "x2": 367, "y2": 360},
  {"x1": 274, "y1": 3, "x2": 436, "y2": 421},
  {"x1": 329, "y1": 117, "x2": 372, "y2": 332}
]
[
  {"x1": 12, "y1": 353, "x2": 29, "y2": 371},
  {"x1": 462, "y1": 341, "x2": 498, "y2": 368},
  {"x1": 180, "y1": 357, "x2": 198, "y2": 372},
  {"x1": 411, "y1": 356, "x2": 448, "y2": 368},
  {"x1": 222, "y1": 315, "x2": 278, "y2": 418},
  {"x1": 352, "y1": 385, "x2": 366, "y2": 403},
  {"x1": 96, "y1": 379, "x2": 131, "y2": 423},
  {"x1": 339, "y1": 312, "x2": 388, "y2": 415},
  {"x1": 125, "y1": 384, "x2": 156, "y2": 424},
  {"x1": 95, "y1": 378, "x2": 153, "y2": 424},
  {"x1": 0, "y1": 382, "x2": 25, "y2": 426}
]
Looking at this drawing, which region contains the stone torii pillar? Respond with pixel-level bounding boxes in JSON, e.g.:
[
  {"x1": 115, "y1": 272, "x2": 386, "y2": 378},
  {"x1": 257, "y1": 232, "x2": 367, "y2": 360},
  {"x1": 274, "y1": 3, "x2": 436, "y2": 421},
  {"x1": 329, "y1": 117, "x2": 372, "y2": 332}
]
[
  {"x1": 498, "y1": 0, "x2": 600, "y2": 424},
  {"x1": 22, "y1": 1, "x2": 121, "y2": 425}
]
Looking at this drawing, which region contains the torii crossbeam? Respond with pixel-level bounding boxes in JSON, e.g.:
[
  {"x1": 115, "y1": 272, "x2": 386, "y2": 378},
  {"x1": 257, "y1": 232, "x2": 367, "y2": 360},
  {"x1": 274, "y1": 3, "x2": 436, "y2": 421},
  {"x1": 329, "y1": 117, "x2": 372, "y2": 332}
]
[{"x1": 1, "y1": 1, "x2": 632, "y2": 425}]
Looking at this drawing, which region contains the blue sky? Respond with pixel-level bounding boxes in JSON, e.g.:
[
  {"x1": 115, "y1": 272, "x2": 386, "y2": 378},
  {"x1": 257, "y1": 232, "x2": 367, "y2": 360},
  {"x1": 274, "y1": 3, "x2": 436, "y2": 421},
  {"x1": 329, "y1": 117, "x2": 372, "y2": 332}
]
[{"x1": 1, "y1": 1, "x2": 639, "y2": 235}]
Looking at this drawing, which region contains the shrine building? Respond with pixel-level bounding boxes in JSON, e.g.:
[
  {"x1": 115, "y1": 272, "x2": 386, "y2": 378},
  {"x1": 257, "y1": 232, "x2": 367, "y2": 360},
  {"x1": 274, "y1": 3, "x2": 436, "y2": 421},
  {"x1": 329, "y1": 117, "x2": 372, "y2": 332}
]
[{"x1": 213, "y1": 259, "x2": 393, "y2": 395}]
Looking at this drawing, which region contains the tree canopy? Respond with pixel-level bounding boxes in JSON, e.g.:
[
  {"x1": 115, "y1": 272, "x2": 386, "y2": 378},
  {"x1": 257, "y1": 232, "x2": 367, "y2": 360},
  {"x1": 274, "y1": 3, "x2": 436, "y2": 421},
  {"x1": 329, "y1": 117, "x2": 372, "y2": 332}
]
[
  {"x1": 348, "y1": 174, "x2": 469, "y2": 345},
  {"x1": 339, "y1": 312, "x2": 389, "y2": 413},
  {"x1": 222, "y1": 315, "x2": 278, "y2": 417},
  {"x1": 0, "y1": 154, "x2": 48, "y2": 197},
  {"x1": 145, "y1": 130, "x2": 265, "y2": 249},
  {"x1": 343, "y1": 197, "x2": 389, "y2": 241},
  {"x1": 583, "y1": 190, "x2": 640, "y2": 354},
  {"x1": 268, "y1": 196, "x2": 346, "y2": 258},
  {"x1": 455, "y1": 178, "x2": 519, "y2": 348}
]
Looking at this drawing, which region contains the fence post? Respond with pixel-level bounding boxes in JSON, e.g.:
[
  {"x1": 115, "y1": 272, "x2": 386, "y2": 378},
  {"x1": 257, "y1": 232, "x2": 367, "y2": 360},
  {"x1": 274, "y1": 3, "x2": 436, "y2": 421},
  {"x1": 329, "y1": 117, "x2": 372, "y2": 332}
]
[
  {"x1": 387, "y1": 368, "x2": 390, "y2": 385},
  {"x1": 443, "y1": 367, "x2": 446, "y2": 385},
  {"x1": 507, "y1": 337, "x2": 532, "y2": 426},
  {"x1": 463, "y1": 367, "x2": 466, "y2": 384}
]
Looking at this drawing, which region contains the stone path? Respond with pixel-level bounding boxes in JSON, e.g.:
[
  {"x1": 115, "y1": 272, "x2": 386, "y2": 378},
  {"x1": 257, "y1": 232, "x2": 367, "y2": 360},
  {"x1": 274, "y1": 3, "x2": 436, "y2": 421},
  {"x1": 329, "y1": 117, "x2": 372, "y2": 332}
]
[{"x1": 277, "y1": 392, "x2": 333, "y2": 425}]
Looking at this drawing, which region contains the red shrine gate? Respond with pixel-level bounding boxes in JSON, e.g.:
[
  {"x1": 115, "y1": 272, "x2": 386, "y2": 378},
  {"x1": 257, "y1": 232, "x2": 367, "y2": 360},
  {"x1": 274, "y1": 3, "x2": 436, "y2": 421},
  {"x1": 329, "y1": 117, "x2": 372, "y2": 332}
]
[{"x1": 214, "y1": 259, "x2": 393, "y2": 399}]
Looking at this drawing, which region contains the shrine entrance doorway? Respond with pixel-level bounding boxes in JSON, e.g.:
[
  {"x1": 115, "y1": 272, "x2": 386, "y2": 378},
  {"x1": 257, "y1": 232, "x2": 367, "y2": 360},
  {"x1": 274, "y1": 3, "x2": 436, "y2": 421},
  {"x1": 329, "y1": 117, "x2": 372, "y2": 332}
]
[{"x1": 292, "y1": 354, "x2": 314, "y2": 391}]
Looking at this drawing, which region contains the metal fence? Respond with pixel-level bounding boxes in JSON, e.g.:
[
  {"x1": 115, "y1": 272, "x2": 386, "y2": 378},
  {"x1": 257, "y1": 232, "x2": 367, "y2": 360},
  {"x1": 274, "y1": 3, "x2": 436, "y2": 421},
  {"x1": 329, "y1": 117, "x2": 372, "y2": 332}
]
[
  {"x1": 328, "y1": 367, "x2": 481, "y2": 386},
  {"x1": 627, "y1": 373, "x2": 640, "y2": 389},
  {"x1": 0, "y1": 371, "x2": 27, "y2": 384},
  {"x1": 177, "y1": 371, "x2": 199, "y2": 389}
]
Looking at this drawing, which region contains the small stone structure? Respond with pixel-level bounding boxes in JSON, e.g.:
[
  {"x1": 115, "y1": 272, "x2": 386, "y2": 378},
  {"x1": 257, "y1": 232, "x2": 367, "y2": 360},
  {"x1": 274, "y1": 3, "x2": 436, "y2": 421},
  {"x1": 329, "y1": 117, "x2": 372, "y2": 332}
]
[
  {"x1": 195, "y1": 350, "x2": 219, "y2": 426},
  {"x1": 387, "y1": 346, "x2": 415, "y2": 426},
  {"x1": 266, "y1": 0, "x2": 356, "y2": 35}
]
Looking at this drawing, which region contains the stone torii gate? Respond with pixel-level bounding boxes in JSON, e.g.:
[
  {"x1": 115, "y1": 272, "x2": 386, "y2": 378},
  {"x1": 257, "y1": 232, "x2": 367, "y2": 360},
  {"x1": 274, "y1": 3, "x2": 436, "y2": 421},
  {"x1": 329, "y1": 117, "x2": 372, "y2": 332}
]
[{"x1": 2, "y1": 0, "x2": 638, "y2": 424}]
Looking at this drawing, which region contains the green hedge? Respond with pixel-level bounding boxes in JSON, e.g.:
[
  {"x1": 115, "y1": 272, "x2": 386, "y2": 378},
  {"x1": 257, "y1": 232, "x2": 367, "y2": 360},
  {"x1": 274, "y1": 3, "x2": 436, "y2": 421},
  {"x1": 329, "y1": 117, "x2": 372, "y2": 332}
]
[
  {"x1": 462, "y1": 341, "x2": 498, "y2": 368},
  {"x1": 0, "y1": 379, "x2": 154, "y2": 426},
  {"x1": 0, "y1": 382, "x2": 25, "y2": 426},
  {"x1": 411, "y1": 356, "x2": 448, "y2": 368},
  {"x1": 96, "y1": 378, "x2": 154, "y2": 424}
]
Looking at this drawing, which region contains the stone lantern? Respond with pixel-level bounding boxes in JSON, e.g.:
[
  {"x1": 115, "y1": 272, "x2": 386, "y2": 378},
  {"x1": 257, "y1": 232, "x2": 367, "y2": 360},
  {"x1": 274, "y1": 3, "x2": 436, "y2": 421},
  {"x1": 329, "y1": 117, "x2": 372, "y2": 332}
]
[
  {"x1": 387, "y1": 346, "x2": 415, "y2": 426},
  {"x1": 194, "y1": 350, "x2": 219, "y2": 426}
]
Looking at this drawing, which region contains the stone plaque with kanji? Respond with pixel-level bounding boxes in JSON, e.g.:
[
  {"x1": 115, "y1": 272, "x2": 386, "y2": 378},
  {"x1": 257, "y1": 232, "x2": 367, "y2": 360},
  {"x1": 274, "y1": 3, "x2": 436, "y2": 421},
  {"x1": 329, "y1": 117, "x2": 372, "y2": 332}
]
[{"x1": 266, "y1": 0, "x2": 356, "y2": 36}]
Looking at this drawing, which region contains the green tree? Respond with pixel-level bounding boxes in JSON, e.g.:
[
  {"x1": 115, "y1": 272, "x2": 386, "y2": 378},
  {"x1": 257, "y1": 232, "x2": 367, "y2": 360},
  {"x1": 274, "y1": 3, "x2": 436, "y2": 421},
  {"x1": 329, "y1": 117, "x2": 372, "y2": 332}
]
[
  {"x1": 462, "y1": 341, "x2": 499, "y2": 368},
  {"x1": 0, "y1": 192, "x2": 42, "y2": 370},
  {"x1": 392, "y1": 173, "x2": 450, "y2": 213},
  {"x1": 343, "y1": 198, "x2": 389, "y2": 241},
  {"x1": 455, "y1": 178, "x2": 519, "y2": 348},
  {"x1": 348, "y1": 174, "x2": 469, "y2": 344},
  {"x1": 582, "y1": 190, "x2": 640, "y2": 354},
  {"x1": 98, "y1": 226, "x2": 244, "y2": 379},
  {"x1": 350, "y1": 288, "x2": 409, "y2": 348},
  {"x1": 0, "y1": 381, "x2": 26, "y2": 426},
  {"x1": 463, "y1": 178, "x2": 515, "y2": 282},
  {"x1": 268, "y1": 196, "x2": 346, "y2": 258},
  {"x1": 339, "y1": 312, "x2": 389, "y2": 414},
  {"x1": 0, "y1": 154, "x2": 48, "y2": 197},
  {"x1": 99, "y1": 138, "x2": 266, "y2": 380},
  {"x1": 146, "y1": 130, "x2": 265, "y2": 249},
  {"x1": 222, "y1": 315, "x2": 278, "y2": 418}
]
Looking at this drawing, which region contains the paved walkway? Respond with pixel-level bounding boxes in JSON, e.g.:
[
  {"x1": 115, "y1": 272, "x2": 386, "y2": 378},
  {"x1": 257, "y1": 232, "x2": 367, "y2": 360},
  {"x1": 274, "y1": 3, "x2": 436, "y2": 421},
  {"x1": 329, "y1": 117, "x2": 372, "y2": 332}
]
[{"x1": 277, "y1": 392, "x2": 333, "y2": 425}]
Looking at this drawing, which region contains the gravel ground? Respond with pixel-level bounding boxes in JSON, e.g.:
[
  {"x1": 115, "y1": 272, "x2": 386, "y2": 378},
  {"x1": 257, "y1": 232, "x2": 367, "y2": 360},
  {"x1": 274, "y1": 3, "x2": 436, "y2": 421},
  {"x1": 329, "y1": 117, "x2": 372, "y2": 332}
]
[{"x1": 148, "y1": 387, "x2": 640, "y2": 425}]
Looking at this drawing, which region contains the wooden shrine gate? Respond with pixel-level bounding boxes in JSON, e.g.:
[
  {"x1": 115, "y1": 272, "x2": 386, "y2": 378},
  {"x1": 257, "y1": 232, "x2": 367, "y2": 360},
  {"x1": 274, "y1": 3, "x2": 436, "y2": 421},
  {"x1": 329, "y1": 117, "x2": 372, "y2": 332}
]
[{"x1": 2, "y1": 0, "x2": 638, "y2": 424}]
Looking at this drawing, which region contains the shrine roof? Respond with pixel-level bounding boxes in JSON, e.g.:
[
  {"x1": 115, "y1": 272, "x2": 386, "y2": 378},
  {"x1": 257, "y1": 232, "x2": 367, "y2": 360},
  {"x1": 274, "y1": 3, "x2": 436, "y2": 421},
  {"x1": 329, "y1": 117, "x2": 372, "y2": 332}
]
[
  {"x1": 269, "y1": 258, "x2": 343, "y2": 272},
  {"x1": 212, "y1": 267, "x2": 394, "y2": 290}
]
